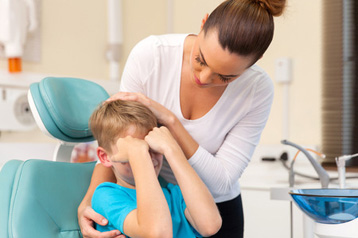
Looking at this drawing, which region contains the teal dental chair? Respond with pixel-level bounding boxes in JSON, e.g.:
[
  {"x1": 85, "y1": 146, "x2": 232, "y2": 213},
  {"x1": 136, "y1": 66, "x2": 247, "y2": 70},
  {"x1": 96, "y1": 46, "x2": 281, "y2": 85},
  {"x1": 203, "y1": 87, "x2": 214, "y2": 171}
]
[{"x1": 0, "y1": 77, "x2": 110, "y2": 238}]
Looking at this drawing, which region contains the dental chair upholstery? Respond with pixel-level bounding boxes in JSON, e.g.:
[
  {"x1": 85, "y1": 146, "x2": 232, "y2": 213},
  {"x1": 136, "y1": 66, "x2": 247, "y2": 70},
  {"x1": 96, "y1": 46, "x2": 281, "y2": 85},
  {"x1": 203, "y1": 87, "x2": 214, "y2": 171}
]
[
  {"x1": 0, "y1": 159, "x2": 96, "y2": 238},
  {"x1": 28, "y1": 77, "x2": 110, "y2": 143},
  {"x1": 0, "y1": 77, "x2": 110, "y2": 238}
]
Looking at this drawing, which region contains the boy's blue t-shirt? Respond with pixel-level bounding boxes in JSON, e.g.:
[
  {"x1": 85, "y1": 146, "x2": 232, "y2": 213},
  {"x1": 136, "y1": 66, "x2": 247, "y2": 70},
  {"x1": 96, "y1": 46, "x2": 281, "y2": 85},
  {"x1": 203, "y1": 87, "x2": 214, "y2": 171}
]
[{"x1": 92, "y1": 182, "x2": 202, "y2": 238}]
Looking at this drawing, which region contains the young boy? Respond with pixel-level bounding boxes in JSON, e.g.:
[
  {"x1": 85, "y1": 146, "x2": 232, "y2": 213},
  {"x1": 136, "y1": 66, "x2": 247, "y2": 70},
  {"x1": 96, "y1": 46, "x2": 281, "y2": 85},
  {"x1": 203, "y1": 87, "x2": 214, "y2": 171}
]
[{"x1": 90, "y1": 100, "x2": 221, "y2": 238}]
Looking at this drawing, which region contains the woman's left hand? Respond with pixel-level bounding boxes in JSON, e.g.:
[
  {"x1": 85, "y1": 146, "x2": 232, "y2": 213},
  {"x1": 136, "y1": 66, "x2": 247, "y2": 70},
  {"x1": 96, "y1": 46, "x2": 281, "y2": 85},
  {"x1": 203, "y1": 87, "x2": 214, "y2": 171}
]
[{"x1": 106, "y1": 92, "x2": 176, "y2": 126}]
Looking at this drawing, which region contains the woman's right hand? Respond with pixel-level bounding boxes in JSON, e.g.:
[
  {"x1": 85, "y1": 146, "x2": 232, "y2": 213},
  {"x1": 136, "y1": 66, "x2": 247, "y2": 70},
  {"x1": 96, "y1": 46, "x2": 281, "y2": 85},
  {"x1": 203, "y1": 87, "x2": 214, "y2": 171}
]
[
  {"x1": 106, "y1": 92, "x2": 176, "y2": 127},
  {"x1": 78, "y1": 205, "x2": 125, "y2": 238}
]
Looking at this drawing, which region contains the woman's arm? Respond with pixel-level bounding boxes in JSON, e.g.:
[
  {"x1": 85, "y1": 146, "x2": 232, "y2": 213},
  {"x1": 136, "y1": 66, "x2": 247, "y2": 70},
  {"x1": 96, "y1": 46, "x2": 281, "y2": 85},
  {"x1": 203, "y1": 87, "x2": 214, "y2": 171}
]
[{"x1": 78, "y1": 164, "x2": 124, "y2": 238}]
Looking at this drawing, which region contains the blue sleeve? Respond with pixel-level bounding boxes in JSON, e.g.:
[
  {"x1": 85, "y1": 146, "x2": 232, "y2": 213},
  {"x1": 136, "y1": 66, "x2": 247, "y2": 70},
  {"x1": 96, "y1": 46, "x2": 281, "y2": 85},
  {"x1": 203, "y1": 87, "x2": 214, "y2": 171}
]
[{"x1": 92, "y1": 183, "x2": 137, "y2": 234}]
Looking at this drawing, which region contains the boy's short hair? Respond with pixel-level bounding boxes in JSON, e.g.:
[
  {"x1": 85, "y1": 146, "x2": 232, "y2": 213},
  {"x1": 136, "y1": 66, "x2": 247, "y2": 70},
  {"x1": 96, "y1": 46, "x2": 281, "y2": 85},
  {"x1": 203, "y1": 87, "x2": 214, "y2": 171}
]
[{"x1": 89, "y1": 100, "x2": 157, "y2": 152}]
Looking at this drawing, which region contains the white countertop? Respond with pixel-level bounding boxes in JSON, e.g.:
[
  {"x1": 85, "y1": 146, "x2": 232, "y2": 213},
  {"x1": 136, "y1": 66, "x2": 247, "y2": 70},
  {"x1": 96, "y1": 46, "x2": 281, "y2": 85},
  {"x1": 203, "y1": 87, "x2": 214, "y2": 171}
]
[
  {"x1": 0, "y1": 70, "x2": 120, "y2": 95},
  {"x1": 239, "y1": 155, "x2": 358, "y2": 191}
]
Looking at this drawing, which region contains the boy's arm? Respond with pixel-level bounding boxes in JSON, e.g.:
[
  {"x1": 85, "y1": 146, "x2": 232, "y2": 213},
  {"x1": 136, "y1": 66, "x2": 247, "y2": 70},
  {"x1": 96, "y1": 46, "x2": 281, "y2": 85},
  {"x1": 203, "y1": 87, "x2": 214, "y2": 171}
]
[
  {"x1": 112, "y1": 136, "x2": 172, "y2": 238},
  {"x1": 145, "y1": 127, "x2": 222, "y2": 237}
]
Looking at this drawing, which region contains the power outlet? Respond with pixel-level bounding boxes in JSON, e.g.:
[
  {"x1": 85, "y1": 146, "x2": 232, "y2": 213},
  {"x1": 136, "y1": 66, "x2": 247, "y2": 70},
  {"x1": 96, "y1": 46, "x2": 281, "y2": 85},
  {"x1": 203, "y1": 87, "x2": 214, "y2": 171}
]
[{"x1": 275, "y1": 57, "x2": 292, "y2": 83}]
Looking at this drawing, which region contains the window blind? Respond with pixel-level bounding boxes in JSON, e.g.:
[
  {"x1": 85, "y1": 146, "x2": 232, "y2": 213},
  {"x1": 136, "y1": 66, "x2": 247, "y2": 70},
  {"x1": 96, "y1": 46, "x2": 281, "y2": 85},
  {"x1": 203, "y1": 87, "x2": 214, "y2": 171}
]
[{"x1": 322, "y1": 0, "x2": 357, "y2": 167}]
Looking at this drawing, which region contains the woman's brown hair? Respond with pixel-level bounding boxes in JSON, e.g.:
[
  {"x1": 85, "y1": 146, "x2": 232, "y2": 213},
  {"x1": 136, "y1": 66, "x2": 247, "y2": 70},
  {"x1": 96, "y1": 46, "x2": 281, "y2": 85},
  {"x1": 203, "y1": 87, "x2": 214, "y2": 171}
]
[{"x1": 203, "y1": 0, "x2": 286, "y2": 65}]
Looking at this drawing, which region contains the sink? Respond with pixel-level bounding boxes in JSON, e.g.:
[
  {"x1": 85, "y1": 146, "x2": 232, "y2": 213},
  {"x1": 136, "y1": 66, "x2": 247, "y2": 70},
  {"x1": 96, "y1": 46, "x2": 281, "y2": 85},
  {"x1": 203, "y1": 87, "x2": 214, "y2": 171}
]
[{"x1": 290, "y1": 189, "x2": 358, "y2": 224}]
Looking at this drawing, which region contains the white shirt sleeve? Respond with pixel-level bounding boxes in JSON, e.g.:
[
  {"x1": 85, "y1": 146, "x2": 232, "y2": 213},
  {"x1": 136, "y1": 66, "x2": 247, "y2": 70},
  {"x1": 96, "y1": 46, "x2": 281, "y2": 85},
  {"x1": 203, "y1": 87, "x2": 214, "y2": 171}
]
[{"x1": 187, "y1": 75, "x2": 274, "y2": 199}]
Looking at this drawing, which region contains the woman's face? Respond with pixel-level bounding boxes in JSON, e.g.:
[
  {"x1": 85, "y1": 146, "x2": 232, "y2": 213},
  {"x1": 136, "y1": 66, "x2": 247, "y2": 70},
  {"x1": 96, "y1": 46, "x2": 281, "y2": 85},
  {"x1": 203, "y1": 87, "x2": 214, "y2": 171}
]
[{"x1": 189, "y1": 29, "x2": 253, "y2": 88}]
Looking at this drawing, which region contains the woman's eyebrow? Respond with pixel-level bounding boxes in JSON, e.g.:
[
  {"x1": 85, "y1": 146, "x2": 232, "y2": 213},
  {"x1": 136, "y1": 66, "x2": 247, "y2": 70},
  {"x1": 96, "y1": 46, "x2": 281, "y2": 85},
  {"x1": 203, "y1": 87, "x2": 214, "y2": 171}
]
[{"x1": 200, "y1": 48, "x2": 240, "y2": 78}]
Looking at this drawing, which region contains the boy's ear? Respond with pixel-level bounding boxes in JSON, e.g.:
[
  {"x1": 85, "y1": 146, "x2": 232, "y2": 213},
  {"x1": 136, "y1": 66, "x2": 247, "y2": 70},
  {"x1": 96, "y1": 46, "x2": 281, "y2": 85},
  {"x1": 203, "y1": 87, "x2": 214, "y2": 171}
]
[{"x1": 97, "y1": 147, "x2": 112, "y2": 167}]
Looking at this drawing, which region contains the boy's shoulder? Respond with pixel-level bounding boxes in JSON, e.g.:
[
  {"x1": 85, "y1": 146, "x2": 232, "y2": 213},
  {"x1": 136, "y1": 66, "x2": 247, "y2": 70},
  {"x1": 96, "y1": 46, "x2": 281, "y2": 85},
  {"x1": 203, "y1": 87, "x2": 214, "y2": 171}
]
[
  {"x1": 96, "y1": 182, "x2": 119, "y2": 189},
  {"x1": 93, "y1": 182, "x2": 184, "y2": 207},
  {"x1": 92, "y1": 183, "x2": 137, "y2": 234},
  {"x1": 92, "y1": 182, "x2": 136, "y2": 204},
  {"x1": 95, "y1": 182, "x2": 134, "y2": 192},
  {"x1": 92, "y1": 182, "x2": 138, "y2": 222}
]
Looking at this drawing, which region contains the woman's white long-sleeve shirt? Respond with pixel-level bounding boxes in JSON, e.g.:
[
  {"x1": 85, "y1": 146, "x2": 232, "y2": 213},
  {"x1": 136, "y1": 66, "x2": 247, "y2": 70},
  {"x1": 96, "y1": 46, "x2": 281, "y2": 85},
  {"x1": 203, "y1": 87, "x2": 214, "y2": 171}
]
[{"x1": 120, "y1": 34, "x2": 274, "y2": 202}]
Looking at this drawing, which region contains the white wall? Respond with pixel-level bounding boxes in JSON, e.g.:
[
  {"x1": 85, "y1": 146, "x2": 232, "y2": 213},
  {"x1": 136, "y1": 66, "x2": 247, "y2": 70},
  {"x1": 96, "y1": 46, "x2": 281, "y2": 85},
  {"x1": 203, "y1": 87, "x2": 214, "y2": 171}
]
[
  {"x1": 259, "y1": 0, "x2": 322, "y2": 146},
  {"x1": 0, "y1": 0, "x2": 322, "y2": 147}
]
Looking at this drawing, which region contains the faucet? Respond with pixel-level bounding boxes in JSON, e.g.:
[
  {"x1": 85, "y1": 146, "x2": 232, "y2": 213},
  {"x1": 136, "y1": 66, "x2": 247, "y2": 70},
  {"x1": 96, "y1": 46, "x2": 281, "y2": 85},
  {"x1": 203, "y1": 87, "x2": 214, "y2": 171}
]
[
  {"x1": 281, "y1": 139, "x2": 330, "y2": 188},
  {"x1": 336, "y1": 153, "x2": 358, "y2": 188}
]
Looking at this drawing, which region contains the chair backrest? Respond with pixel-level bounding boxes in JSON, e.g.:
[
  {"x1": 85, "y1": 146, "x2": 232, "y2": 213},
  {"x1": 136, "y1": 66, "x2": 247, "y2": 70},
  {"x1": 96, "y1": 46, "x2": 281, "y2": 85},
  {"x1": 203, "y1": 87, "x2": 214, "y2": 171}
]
[
  {"x1": 28, "y1": 77, "x2": 110, "y2": 162},
  {"x1": 28, "y1": 77, "x2": 110, "y2": 143},
  {"x1": 0, "y1": 159, "x2": 96, "y2": 238}
]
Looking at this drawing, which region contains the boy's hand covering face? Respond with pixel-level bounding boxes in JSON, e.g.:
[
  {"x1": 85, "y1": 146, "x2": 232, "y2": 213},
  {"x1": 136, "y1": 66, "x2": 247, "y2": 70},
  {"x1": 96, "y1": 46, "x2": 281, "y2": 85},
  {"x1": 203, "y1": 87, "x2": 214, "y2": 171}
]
[
  {"x1": 145, "y1": 127, "x2": 179, "y2": 155},
  {"x1": 111, "y1": 136, "x2": 149, "y2": 163}
]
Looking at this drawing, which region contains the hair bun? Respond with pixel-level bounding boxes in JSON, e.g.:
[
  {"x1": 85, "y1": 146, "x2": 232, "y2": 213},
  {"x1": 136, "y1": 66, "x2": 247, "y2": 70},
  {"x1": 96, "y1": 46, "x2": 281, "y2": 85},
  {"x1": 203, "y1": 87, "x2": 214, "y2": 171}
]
[{"x1": 255, "y1": 0, "x2": 286, "y2": 17}]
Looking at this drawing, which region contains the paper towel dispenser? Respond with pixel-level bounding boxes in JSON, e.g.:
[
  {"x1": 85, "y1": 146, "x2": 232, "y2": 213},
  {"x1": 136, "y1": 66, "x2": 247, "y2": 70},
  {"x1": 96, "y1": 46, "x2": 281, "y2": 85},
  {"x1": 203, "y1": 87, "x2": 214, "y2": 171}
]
[{"x1": 0, "y1": 87, "x2": 36, "y2": 131}]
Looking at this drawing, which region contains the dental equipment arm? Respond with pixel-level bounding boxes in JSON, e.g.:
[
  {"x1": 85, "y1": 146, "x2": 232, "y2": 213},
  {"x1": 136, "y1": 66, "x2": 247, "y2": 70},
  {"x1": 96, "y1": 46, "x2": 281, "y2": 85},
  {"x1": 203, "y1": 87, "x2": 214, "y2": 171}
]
[{"x1": 281, "y1": 140, "x2": 330, "y2": 188}]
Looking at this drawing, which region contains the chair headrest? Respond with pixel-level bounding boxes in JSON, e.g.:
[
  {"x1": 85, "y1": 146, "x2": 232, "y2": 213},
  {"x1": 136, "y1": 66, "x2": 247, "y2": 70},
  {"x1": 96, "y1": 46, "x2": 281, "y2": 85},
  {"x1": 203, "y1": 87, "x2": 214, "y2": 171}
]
[{"x1": 28, "y1": 77, "x2": 110, "y2": 142}]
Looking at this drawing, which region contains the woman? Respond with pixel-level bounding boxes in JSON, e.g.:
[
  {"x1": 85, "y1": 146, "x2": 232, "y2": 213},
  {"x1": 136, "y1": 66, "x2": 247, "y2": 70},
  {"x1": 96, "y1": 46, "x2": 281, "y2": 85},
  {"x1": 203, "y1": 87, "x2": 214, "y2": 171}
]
[{"x1": 78, "y1": 0, "x2": 286, "y2": 237}]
